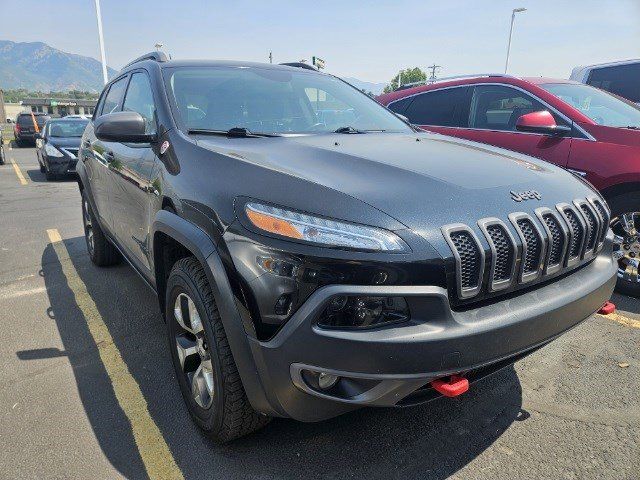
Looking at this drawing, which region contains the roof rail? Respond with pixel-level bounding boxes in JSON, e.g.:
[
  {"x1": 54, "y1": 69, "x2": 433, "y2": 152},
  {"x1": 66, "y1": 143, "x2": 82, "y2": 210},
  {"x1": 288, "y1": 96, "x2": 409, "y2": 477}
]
[
  {"x1": 395, "y1": 73, "x2": 516, "y2": 91},
  {"x1": 122, "y1": 51, "x2": 170, "y2": 69},
  {"x1": 279, "y1": 62, "x2": 318, "y2": 71}
]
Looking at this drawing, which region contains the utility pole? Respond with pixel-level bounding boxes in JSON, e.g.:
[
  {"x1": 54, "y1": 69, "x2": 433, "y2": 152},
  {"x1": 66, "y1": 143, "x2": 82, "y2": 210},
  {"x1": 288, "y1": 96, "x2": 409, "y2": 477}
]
[
  {"x1": 93, "y1": 0, "x2": 108, "y2": 85},
  {"x1": 427, "y1": 64, "x2": 442, "y2": 82},
  {"x1": 505, "y1": 8, "x2": 527, "y2": 73},
  {"x1": 269, "y1": 51, "x2": 273, "y2": 64}
]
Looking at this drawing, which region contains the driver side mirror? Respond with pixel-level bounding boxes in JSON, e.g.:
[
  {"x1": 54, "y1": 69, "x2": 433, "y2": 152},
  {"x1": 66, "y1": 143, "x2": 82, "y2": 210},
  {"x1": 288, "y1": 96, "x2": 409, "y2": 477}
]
[
  {"x1": 516, "y1": 110, "x2": 571, "y2": 136},
  {"x1": 94, "y1": 111, "x2": 156, "y2": 143}
]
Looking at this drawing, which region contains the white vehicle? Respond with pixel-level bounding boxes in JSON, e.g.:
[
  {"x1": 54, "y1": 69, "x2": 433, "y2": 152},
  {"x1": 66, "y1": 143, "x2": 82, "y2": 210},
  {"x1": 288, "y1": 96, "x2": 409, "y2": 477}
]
[{"x1": 570, "y1": 59, "x2": 640, "y2": 104}]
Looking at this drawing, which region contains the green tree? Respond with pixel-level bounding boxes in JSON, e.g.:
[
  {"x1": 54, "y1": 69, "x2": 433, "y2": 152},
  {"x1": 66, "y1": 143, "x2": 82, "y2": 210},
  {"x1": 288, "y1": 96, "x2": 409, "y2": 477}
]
[{"x1": 383, "y1": 67, "x2": 427, "y2": 93}]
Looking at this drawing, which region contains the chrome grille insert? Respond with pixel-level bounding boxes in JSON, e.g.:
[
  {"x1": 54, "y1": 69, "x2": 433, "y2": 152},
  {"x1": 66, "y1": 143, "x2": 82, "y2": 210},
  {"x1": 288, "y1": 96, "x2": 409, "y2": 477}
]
[
  {"x1": 588, "y1": 197, "x2": 610, "y2": 250},
  {"x1": 574, "y1": 199, "x2": 600, "y2": 257},
  {"x1": 509, "y1": 213, "x2": 546, "y2": 283},
  {"x1": 478, "y1": 218, "x2": 517, "y2": 292},
  {"x1": 442, "y1": 224, "x2": 485, "y2": 299},
  {"x1": 556, "y1": 203, "x2": 586, "y2": 267},
  {"x1": 535, "y1": 207, "x2": 568, "y2": 275}
]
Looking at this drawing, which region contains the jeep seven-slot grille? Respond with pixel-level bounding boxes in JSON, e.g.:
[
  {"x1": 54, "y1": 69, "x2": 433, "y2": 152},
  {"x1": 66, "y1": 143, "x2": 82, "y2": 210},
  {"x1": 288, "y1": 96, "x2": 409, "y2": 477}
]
[
  {"x1": 442, "y1": 197, "x2": 606, "y2": 302},
  {"x1": 486, "y1": 225, "x2": 513, "y2": 281},
  {"x1": 543, "y1": 214, "x2": 564, "y2": 266},
  {"x1": 450, "y1": 231, "x2": 482, "y2": 289},
  {"x1": 517, "y1": 219, "x2": 542, "y2": 274}
]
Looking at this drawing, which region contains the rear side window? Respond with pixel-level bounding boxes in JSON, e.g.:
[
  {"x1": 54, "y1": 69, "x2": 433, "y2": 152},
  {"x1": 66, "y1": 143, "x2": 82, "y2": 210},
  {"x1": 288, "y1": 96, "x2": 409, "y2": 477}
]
[
  {"x1": 100, "y1": 76, "x2": 128, "y2": 116},
  {"x1": 587, "y1": 63, "x2": 640, "y2": 103},
  {"x1": 403, "y1": 87, "x2": 469, "y2": 127},
  {"x1": 123, "y1": 72, "x2": 157, "y2": 134}
]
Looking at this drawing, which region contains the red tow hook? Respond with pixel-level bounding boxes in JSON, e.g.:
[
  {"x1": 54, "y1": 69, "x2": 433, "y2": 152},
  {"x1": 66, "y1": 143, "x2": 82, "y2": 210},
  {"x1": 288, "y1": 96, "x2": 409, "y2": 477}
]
[
  {"x1": 598, "y1": 301, "x2": 616, "y2": 315},
  {"x1": 431, "y1": 375, "x2": 469, "y2": 398}
]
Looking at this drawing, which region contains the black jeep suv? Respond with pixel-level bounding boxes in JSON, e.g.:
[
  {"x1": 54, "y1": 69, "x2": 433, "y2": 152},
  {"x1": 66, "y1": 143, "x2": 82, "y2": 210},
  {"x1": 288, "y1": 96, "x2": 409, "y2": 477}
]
[{"x1": 78, "y1": 52, "x2": 616, "y2": 442}]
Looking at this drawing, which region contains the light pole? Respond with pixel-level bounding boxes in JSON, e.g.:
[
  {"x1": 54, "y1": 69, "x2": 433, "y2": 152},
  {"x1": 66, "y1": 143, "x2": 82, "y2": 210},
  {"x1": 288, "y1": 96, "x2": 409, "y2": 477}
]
[
  {"x1": 504, "y1": 7, "x2": 526, "y2": 74},
  {"x1": 93, "y1": 0, "x2": 108, "y2": 85}
]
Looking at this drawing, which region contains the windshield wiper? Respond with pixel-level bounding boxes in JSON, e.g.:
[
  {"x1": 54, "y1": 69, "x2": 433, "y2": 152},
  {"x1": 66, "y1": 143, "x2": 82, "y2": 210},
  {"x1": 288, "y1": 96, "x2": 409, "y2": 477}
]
[
  {"x1": 187, "y1": 127, "x2": 280, "y2": 137},
  {"x1": 625, "y1": 125, "x2": 640, "y2": 130},
  {"x1": 334, "y1": 126, "x2": 365, "y2": 134},
  {"x1": 334, "y1": 126, "x2": 388, "y2": 134}
]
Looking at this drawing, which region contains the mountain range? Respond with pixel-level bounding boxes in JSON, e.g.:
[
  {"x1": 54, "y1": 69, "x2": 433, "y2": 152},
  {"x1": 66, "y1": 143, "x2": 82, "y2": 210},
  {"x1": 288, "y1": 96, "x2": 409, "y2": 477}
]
[
  {"x1": 0, "y1": 40, "x2": 388, "y2": 96},
  {"x1": 0, "y1": 40, "x2": 117, "y2": 93}
]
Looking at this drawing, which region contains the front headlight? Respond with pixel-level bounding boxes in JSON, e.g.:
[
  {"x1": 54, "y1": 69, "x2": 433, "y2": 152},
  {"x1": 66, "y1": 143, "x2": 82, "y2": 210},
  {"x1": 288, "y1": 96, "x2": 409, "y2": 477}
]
[
  {"x1": 245, "y1": 202, "x2": 408, "y2": 251},
  {"x1": 44, "y1": 144, "x2": 64, "y2": 157}
]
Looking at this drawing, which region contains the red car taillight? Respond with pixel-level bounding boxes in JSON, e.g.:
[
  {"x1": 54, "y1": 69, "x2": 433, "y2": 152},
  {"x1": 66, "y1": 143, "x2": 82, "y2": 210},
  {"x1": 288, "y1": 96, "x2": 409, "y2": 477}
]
[{"x1": 15, "y1": 124, "x2": 21, "y2": 134}]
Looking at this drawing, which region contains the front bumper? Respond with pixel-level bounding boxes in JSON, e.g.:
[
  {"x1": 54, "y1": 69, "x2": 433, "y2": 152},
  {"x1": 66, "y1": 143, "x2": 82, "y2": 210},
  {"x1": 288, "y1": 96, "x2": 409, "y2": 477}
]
[
  {"x1": 45, "y1": 154, "x2": 78, "y2": 175},
  {"x1": 246, "y1": 245, "x2": 616, "y2": 422}
]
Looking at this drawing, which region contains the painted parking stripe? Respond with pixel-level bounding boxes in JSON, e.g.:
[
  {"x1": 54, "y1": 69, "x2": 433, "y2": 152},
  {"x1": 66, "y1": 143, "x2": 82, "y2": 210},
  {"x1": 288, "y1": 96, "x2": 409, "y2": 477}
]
[
  {"x1": 10, "y1": 157, "x2": 28, "y2": 185},
  {"x1": 599, "y1": 311, "x2": 640, "y2": 329},
  {"x1": 46, "y1": 228, "x2": 183, "y2": 480}
]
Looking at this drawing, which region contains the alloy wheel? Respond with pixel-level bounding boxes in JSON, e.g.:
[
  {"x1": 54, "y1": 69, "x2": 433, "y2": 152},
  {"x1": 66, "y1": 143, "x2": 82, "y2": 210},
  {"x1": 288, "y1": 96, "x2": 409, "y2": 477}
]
[
  {"x1": 173, "y1": 292, "x2": 214, "y2": 409},
  {"x1": 611, "y1": 212, "x2": 640, "y2": 285}
]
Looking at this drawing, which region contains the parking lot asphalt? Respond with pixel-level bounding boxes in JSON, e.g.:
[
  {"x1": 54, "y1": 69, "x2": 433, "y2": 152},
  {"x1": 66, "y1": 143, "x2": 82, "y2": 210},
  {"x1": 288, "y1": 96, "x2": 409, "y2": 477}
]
[{"x1": 0, "y1": 145, "x2": 638, "y2": 480}]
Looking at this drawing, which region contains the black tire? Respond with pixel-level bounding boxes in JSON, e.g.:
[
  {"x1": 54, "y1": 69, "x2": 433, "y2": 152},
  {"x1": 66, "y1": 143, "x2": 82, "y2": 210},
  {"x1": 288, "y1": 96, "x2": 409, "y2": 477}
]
[
  {"x1": 81, "y1": 190, "x2": 120, "y2": 266},
  {"x1": 45, "y1": 170, "x2": 56, "y2": 181},
  {"x1": 608, "y1": 192, "x2": 640, "y2": 297},
  {"x1": 39, "y1": 159, "x2": 46, "y2": 173},
  {"x1": 166, "y1": 257, "x2": 270, "y2": 443}
]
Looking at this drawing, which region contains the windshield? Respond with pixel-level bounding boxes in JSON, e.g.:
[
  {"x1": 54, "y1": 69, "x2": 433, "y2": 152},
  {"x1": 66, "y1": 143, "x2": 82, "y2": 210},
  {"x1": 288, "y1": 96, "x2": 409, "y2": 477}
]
[
  {"x1": 165, "y1": 67, "x2": 411, "y2": 135},
  {"x1": 541, "y1": 82, "x2": 640, "y2": 128},
  {"x1": 47, "y1": 120, "x2": 89, "y2": 137}
]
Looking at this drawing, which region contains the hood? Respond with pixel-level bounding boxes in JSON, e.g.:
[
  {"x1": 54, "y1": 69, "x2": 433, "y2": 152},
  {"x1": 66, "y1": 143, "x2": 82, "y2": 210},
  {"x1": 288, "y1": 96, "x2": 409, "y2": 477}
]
[
  {"x1": 48, "y1": 136, "x2": 83, "y2": 148},
  {"x1": 196, "y1": 132, "x2": 597, "y2": 246}
]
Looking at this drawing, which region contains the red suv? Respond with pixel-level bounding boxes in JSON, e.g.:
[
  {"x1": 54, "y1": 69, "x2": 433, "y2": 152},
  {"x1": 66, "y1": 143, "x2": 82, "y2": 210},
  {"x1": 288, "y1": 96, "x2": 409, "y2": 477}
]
[{"x1": 378, "y1": 75, "x2": 640, "y2": 296}]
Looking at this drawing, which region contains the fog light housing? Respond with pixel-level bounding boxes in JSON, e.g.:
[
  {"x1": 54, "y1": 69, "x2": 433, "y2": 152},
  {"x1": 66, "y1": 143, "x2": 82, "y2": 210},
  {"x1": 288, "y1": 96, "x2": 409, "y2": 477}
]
[{"x1": 317, "y1": 296, "x2": 409, "y2": 329}]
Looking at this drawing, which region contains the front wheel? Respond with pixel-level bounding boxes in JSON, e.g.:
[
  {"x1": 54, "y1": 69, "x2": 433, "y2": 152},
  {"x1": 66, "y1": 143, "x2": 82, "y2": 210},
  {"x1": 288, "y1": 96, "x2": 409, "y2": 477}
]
[
  {"x1": 166, "y1": 257, "x2": 270, "y2": 443},
  {"x1": 609, "y1": 193, "x2": 640, "y2": 297},
  {"x1": 81, "y1": 191, "x2": 120, "y2": 266}
]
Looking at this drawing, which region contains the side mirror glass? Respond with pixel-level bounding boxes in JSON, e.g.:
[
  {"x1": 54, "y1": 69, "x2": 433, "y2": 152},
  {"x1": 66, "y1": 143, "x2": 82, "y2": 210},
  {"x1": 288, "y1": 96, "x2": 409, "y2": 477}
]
[
  {"x1": 94, "y1": 111, "x2": 155, "y2": 143},
  {"x1": 516, "y1": 110, "x2": 571, "y2": 136}
]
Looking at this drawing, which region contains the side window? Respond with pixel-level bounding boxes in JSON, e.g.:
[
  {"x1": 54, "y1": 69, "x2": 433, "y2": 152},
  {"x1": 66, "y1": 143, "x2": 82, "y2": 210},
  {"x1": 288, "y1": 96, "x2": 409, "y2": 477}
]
[
  {"x1": 469, "y1": 85, "x2": 567, "y2": 132},
  {"x1": 100, "y1": 76, "x2": 129, "y2": 117},
  {"x1": 587, "y1": 64, "x2": 640, "y2": 103},
  {"x1": 123, "y1": 72, "x2": 157, "y2": 134},
  {"x1": 403, "y1": 87, "x2": 469, "y2": 127}
]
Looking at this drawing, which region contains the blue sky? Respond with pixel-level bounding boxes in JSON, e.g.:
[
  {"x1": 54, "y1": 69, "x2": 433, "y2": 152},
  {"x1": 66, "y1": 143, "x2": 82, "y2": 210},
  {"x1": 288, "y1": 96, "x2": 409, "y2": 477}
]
[{"x1": 3, "y1": 0, "x2": 639, "y2": 84}]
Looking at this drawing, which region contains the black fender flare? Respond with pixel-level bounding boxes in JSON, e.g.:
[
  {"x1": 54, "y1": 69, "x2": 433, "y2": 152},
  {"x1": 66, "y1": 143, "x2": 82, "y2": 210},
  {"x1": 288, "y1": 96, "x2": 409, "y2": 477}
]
[{"x1": 151, "y1": 210, "x2": 281, "y2": 417}]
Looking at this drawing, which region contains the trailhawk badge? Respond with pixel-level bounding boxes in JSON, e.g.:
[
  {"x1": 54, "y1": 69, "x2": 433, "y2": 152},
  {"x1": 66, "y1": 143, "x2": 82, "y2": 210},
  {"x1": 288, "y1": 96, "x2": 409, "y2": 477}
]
[{"x1": 510, "y1": 190, "x2": 541, "y2": 202}]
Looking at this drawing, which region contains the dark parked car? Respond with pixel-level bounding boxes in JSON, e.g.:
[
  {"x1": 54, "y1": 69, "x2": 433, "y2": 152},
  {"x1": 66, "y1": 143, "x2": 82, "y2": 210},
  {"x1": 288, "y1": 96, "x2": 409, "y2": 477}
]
[
  {"x1": 78, "y1": 52, "x2": 616, "y2": 442},
  {"x1": 14, "y1": 112, "x2": 50, "y2": 146},
  {"x1": 36, "y1": 118, "x2": 89, "y2": 180},
  {"x1": 378, "y1": 74, "x2": 640, "y2": 296},
  {"x1": 571, "y1": 59, "x2": 640, "y2": 104}
]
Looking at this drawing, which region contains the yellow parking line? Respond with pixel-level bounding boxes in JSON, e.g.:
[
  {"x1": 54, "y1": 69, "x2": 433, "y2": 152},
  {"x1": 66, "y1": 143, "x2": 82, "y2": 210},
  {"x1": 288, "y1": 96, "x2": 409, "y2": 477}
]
[
  {"x1": 46, "y1": 229, "x2": 183, "y2": 480},
  {"x1": 600, "y1": 311, "x2": 640, "y2": 329},
  {"x1": 10, "y1": 157, "x2": 28, "y2": 185}
]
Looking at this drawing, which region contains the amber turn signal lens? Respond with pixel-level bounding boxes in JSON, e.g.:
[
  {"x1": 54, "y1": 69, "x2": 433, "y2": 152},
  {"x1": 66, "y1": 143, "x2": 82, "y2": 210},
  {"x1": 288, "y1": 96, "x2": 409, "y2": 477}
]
[{"x1": 246, "y1": 208, "x2": 303, "y2": 239}]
